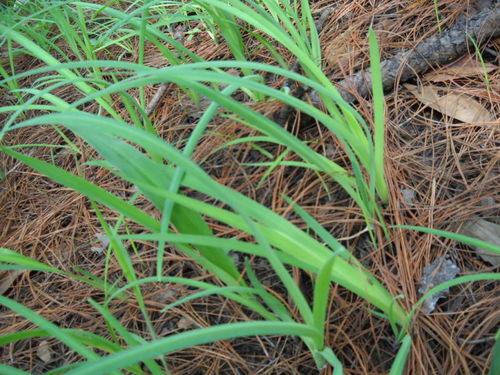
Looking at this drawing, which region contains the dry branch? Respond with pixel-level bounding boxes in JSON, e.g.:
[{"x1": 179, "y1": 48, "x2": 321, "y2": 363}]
[{"x1": 315, "y1": 2, "x2": 500, "y2": 104}]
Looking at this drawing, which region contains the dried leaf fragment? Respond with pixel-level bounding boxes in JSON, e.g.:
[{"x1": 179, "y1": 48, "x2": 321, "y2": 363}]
[
  {"x1": 418, "y1": 256, "x2": 460, "y2": 314},
  {"x1": 177, "y1": 316, "x2": 196, "y2": 330},
  {"x1": 425, "y1": 57, "x2": 496, "y2": 82},
  {"x1": 401, "y1": 188, "x2": 416, "y2": 205},
  {"x1": 405, "y1": 84, "x2": 493, "y2": 123},
  {"x1": 90, "y1": 232, "x2": 110, "y2": 255},
  {"x1": 459, "y1": 217, "x2": 500, "y2": 267},
  {"x1": 0, "y1": 270, "x2": 22, "y2": 295},
  {"x1": 37, "y1": 340, "x2": 53, "y2": 363},
  {"x1": 151, "y1": 288, "x2": 177, "y2": 304}
]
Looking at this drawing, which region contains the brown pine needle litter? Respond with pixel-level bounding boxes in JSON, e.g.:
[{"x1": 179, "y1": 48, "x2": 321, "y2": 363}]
[{"x1": 1, "y1": 0, "x2": 499, "y2": 374}]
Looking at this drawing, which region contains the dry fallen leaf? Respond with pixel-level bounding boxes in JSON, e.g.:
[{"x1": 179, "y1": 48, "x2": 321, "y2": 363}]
[
  {"x1": 405, "y1": 84, "x2": 493, "y2": 123},
  {"x1": 400, "y1": 187, "x2": 416, "y2": 205},
  {"x1": 459, "y1": 217, "x2": 500, "y2": 267},
  {"x1": 177, "y1": 316, "x2": 196, "y2": 330},
  {"x1": 90, "y1": 232, "x2": 110, "y2": 255},
  {"x1": 425, "y1": 58, "x2": 497, "y2": 82},
  {"x1": 151, "y1": 288, "x2": 177, "y2": 304},
  {"x1": 0, "y1": 270, "x2": 22, "y2": 295},
  {"x1": 418, "y1": 256, "x2": 460, "y2": 314},
  {"x1": 37, "y1": 340, "x2": 53, "y2": 363}
]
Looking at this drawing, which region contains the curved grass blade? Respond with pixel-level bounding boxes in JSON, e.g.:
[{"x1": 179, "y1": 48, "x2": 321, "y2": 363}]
[
  {"x1": 396, "y1": 225, "x2": 500, "y2": 255},
  {"x1": 0, "y1": 296, "x2": 99, "y2": 361},
  {"x1": 65, "y1": 322, "x2": 321, "y2": 375},
  {"x1": 319, "y1": 347, "x2": 344, "y2": 375},
  {"x1": 404, "y1": 273, "x2": 500, "y2": 332}
]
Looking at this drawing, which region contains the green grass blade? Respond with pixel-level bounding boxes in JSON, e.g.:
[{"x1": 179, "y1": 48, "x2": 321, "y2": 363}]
[
  {"x1": 88, "y1": 299, "x2": 164, "y2": 375},
  {"x1": 244, "y1": 258, "x2": 291, "y2": 321},
  {"x1": 0, "y1": 328, "x2": 121, "y2": 353},
  {"x1": 320, "y1": 347, "x2": 343, "y2": 375},
  {"x1": 368, "y1": 28, "x2": 388, "y2": 203},
  {"x1": 489, "y1": 329, "x2": 500, "y2": 375},
  {"x1": 0, "y1": 365, "x2": 30, "y2": 375},
  {"x1": 0, "y1": 146, "x2": 160, "y2": 231},
  {"x1": 396, "y1": 225, "x2": 500, "y2": 254},
  {"x1": 0, "y1": 296, "x2": 98, "y2": 360},
  {"x1": 65, "y1": 322, "x2": 320, "y2": 375},
  {"x1": 0, "y1": 248, "x2": 61, "y2": 274},
  {"x1": 157, "y1": 83, "x2": 242, "y2": 279},
  {"x1": 0, "y1": 23, "x2": 120, "y2": 119},
  {"x1": 389, "y1": 335, "x2": 412, "y2": 375},
  {"x1": 312, "y1": 256, "x2": 336, "y2": 348},
  {"x1": 160, "y1": 286, "x2": 258, "y2": 313}
]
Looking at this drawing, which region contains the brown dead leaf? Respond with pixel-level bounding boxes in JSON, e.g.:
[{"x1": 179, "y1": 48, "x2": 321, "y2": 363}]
[
  {"x1": 37, "y1": 340, "x2": 53, "y2": 363},
  {"x1": 459, "y1": 217, "x2": 500, "y2": 267},
  {"x1": 405, "y1": 84, "x2": 493, "y2": 123},
  {"x1": 425, "y1": 58, "x2": 497, "y2": 82},
  {"x1": 151, "y1": 288, "x2": 177, "y2": 304},
  {"x1": 0, "y1": 270, "x2": 22, "y2": 295},
  {"x1": 177, "y1": 316, "x2": 196, "y2": 330}
]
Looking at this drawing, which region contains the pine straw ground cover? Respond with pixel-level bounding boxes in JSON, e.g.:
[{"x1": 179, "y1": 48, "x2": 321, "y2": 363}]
[{"x1": 0, "y1": 0, "x2": 499, "y2": 374}]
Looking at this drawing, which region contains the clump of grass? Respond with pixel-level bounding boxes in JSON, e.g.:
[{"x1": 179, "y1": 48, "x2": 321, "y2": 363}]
[{"x1": 0, "y1": 1, "x2": 498, "y2": 373}]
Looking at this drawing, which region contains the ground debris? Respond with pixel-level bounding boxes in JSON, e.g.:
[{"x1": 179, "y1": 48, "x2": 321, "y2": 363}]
[
  {"x1": 177, "y1": 316, "x2": 197, "y2": 330},
  {"x1": 312, "y1": 2, "x2": 500, "y2": 104},
  {"x1": 405, "y1": 84, "x2": 493, "y2": 123},
  {"x1": 0, "y1": 270, "x2": 22, "y2": 295},
  {"x1": 418, "y1": 256, "x2": 460, "y2": 314},
  {"x1": 400, "y1": 187, "x2": 416, "y2": 205},
  {"x1": 36, "y1": 340, "x2": 53, "y2": 363},
  {"x1": 90, "y1": 232, "x2": 110, "y2": 255},
  {"x1": 459, "y1": 217, "x2": 500, "y2": 267}
]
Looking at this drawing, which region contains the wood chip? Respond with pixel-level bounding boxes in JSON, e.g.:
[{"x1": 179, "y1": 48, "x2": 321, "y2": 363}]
[{"x1": 405, "y1": 84, "x2": 494, "y2": 123}]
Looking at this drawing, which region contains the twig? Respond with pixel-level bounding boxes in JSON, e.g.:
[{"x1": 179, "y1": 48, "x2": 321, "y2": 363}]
[
  {"x1": 457, "y1": 336, "x2": 495, "y2": 345},
  {"x1": 146, "y1": 84, "x2": 168, "y2": 116}
]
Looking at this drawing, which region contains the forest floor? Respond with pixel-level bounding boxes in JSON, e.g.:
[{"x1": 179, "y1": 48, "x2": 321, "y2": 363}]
[{"x1": 1, "y1": 0, "x2": 499, "y2": 374}]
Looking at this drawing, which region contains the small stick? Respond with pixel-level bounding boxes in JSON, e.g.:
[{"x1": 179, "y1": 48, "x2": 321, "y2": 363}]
[
  {"x1": 146, "y1": 83, "x2": 168, "y2": 116},
  {"x1": 457, "y1": 336, "x2": 495, "y2": 345}
]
